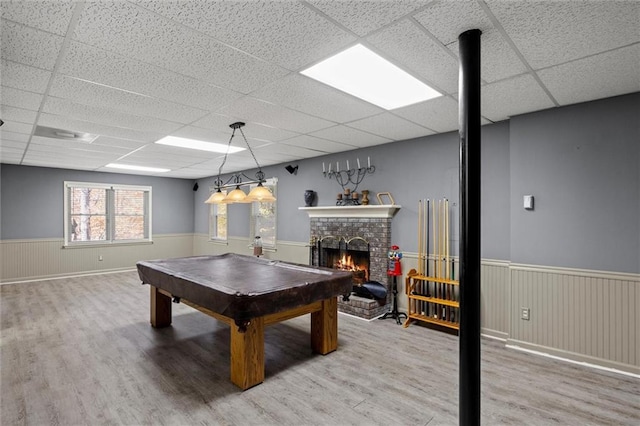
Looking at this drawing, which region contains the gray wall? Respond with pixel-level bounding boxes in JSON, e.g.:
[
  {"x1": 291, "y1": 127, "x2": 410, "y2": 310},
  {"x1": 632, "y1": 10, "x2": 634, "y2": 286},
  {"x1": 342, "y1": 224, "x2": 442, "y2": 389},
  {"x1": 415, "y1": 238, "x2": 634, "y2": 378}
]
[
  {"x1": 509, "y1": 93, "x2": 639, "y2": 273},
  {"x1": 195, "y1": 119, "x2": 511, "y2": 260},
  {"x1": 0, "y1": 165, "x2": 195, "y2": 239},
  {"x1": 481, "y1": 121, "x2": 511, "y2": 260},
  {"x1": 2, "y1": 93, "x2": 637, "y2": 273}
]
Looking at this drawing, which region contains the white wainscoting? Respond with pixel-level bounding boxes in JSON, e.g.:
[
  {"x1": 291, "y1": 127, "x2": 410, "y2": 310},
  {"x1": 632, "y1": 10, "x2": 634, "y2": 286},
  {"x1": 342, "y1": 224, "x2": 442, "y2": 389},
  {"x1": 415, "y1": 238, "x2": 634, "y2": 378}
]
[
  {"x1": 3, "y1": 234, "x2": 637, "y2": 373},
  {"x1": 0, "y1": 234, "x2": 193, "y2": 283},
  {"x1": 508, "y1": 264, "x2": 639, "y2": 374}
]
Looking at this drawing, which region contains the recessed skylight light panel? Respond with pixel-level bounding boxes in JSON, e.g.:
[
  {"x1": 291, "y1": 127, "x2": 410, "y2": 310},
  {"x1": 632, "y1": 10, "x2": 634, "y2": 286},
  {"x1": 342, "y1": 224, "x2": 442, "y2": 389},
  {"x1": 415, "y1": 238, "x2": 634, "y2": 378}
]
[
  {"x1": 155, "y1": 136, "x2": 245, "y2": 153},
  {"x1": 301, "y1": 44, "x2": 441, "y2": 110}
]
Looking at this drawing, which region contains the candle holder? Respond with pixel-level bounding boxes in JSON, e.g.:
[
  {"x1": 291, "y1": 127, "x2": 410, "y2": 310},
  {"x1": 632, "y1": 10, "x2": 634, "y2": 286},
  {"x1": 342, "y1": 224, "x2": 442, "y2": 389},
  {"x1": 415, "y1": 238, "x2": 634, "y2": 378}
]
[{"x1": 323, "y1": 157, "x2": 375, "y2": 203}]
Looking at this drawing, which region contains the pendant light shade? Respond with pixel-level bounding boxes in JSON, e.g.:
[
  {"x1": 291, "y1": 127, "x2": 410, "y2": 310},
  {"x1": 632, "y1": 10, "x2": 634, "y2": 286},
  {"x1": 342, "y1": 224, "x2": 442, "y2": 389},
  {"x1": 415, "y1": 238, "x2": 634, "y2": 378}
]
[
  {"x1": 205, "y1": 189, "x2": 226, "y2": 204},
  {"x1": 204, "y1": 122, "x2": 276, "y2": 205},
  {"x1": 224, "y1": 186, "x2": 249, "y2": 203},
  {"x1": 246, "y1": 183, "x2": 276, "y2": 202}
]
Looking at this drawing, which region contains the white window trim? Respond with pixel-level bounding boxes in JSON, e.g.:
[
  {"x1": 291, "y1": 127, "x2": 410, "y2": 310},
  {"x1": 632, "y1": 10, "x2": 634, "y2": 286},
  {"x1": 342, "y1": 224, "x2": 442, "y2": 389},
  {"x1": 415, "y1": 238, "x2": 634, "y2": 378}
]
[
  {"x1": 209, "y1": 187, "x2": 228, "y2": 243},
  {"x1": 63, "y1": 181, "x2": 152, "y2": 247},
  {"x1": 250, "y1": 177, "x2": 277, "y2": 250}
]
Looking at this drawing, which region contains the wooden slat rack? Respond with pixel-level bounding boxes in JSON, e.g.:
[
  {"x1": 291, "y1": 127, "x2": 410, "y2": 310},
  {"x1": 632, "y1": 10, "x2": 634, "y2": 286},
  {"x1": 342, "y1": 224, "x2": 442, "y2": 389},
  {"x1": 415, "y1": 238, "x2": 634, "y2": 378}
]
[{"x1": 403, "y1": 270, "x2": 459, "y2": 332}]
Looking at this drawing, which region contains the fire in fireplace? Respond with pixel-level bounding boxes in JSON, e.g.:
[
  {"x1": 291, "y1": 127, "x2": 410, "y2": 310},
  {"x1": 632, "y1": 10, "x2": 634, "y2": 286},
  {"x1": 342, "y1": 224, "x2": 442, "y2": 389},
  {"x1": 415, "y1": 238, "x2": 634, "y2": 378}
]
[
  {"x1": 312, "y1": 236, "x2": 370, "y2": 286},
  {"x1": 325, "y1": 248, "x2": 369, "y2": 283}
]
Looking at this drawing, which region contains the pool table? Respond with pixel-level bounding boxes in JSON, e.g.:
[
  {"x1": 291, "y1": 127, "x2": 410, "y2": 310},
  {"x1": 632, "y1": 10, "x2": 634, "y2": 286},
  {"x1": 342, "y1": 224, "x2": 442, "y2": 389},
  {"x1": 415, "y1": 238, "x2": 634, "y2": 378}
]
[{"x1": 136, "y1": 253, "x2": 352, "y2": 390}]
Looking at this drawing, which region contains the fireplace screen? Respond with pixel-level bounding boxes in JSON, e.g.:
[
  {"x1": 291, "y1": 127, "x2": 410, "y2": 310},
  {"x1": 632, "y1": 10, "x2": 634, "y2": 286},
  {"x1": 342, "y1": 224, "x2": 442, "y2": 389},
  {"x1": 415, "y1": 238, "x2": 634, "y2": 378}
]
[{"x1": 312, "y1": 236, "x2": 370, "y2": 285}]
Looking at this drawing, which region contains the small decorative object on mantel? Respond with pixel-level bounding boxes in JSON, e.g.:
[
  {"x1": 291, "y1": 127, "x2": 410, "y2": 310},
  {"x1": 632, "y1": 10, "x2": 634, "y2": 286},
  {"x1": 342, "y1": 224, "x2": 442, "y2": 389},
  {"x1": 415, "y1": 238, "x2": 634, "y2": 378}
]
[
  {"x1": 361, "y1": 190, "x2": 370, "y2": 205},
  {"x1": 336, "y1": 188, "x2": 361, "y2": 206},
  {"x1": 376, "y1": 192, "x2": 395, "y2": 205},
  {"x1": 323, "y1": 156, "x2": 375, "y2": 205},
  {"x1": 304, "y1": 189, "x2": 316, "y2": 207}
]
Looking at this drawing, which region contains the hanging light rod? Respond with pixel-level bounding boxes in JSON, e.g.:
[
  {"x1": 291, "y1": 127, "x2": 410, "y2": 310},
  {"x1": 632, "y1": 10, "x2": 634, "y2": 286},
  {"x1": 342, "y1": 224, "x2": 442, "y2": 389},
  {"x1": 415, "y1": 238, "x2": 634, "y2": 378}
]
[{"x1": 205, "y1": 122, "x2": 276, "y2": 204}]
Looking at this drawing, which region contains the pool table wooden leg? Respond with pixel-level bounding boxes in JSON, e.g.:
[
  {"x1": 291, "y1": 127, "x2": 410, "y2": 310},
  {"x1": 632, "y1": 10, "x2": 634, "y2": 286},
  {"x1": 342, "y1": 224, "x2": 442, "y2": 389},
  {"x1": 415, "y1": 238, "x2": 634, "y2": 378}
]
[
  {"x1": 230, "y1": 317, "x2": 265, "y2": 390},
  {"x1": 150, "y1": 285, "x2": 172, "y2": 327},
  {"x1": 310, "y1": 297, "x2": 338, "y2": 354}
]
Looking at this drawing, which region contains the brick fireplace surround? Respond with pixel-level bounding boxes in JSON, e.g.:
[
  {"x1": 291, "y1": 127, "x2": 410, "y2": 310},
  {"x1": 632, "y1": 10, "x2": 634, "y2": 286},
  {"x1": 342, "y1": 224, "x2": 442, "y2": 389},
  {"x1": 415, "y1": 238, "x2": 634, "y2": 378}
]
[{"x1": 300, "y1": 205, "x2": 401, "y2": 320}]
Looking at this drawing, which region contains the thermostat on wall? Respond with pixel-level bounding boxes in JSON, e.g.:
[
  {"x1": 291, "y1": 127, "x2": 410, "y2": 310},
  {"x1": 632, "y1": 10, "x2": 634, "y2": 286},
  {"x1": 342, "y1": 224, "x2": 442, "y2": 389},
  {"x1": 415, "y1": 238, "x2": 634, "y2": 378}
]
[{"x1": 524, "y1": 195, "x2": 534, "y2": 210}]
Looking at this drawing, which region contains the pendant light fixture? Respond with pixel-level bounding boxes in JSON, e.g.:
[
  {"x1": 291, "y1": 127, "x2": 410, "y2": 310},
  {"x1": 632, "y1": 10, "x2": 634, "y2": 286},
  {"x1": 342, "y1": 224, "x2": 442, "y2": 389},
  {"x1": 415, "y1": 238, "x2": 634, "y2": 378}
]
[{"x1": 204, "y1": 122, "x2": 276, "y2": 204}]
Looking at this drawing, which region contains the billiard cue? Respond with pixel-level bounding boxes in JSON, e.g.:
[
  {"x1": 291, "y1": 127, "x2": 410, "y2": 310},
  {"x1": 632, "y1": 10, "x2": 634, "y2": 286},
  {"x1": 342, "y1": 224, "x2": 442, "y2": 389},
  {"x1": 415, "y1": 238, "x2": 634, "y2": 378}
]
[
  {"x1": 417, "y1": 199, "x2": 423, "y2": 316},
  {"x1": 432, "y1": 200, "x2": 440, "y2": 308},
  {"x1": 439, "y1": 198, "x2": 444, "y2": 308},
  {"x1": 425, "y1": 198, "x2": 430, "y2": 316},
  {"x1": 445, "y1": 198, "x2": 450, "y2": 321},
  {"x1": 418, "y1": 199, "x2": 423, "y2": 276}
]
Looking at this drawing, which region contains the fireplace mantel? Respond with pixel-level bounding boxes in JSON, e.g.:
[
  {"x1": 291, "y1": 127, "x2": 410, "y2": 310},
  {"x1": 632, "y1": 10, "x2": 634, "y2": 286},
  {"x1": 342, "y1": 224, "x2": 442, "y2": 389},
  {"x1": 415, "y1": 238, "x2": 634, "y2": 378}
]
[{"x1": 299, "y1": 205, "x2": 401, "y2": 218}]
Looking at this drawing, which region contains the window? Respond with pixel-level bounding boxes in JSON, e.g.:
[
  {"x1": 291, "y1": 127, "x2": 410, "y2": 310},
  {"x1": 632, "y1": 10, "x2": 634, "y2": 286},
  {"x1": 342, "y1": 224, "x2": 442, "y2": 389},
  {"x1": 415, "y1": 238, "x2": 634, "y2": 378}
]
[
  {"x1": 64, "y1": 181, "x2": 151, "y2": 246},
  {"x1": 251, "y1": 178, "x2": 277, "y2": 249},
  {"x1": 209, "y1": 189, "x2": 228, "y2": 242}
]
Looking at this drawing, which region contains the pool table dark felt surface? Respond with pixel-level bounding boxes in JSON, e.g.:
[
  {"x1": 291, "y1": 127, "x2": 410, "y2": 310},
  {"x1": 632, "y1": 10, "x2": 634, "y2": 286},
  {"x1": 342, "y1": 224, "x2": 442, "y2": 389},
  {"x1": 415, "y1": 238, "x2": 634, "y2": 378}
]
[{"x1": 136, "y1": 253, "x2": 353, "y2": 322}]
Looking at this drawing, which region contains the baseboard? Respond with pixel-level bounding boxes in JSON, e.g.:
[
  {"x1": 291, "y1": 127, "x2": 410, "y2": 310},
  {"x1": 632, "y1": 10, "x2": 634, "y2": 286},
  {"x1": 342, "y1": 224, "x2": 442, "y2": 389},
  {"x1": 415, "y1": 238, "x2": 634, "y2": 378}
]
[
  {"x1": 505, "y1": 338, "x2": 640, "y2": 378},
  {"x1": 0, "y1": 267, "x2": 136, "y2": 285},
  {"x1": 481, "y1": 328, "x2": 509, "y2": 341}
]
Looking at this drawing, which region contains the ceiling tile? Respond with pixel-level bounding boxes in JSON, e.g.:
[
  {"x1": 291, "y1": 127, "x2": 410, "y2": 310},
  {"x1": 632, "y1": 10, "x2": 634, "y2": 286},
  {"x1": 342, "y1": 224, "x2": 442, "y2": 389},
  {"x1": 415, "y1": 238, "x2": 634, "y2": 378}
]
[
  {"x1": 42, "y1": 97, "x2": 183, "y2": 134},
  {"x1": 347, "y1": 112, "x2": 434, "y2": 141},
  {"x1": 0, "y1": 0, "x2": 76, "y2": 35},
  {"x1": 73, "y1": 1, "x2": 289, "y2": 94},
  {"x1": 0, "y1": 151, "x2": 23, "y2": 163},
  {"x1": 481, "y1": 74, "x2": 555, "y2": 122},
  {"x1": 0, "y1": 130, "x2": 30, "y2": 143},
  {"x1": 414, "y1": 0, "x2": 493, "y2": 45},
  {"x1": 279, "y1": 134, "x2": 356, "y2": 154},
  {"x1": 0, "y1": 140, "x2": 27, "y2": 154},
  {"x1": 366, "y1": 19, "x2": 459, "y2": 94},
  {"x1": 48, "y1": 75, "x2": 207, "y2": 124},
  {"x1": 0, "y1": 120, "x2": 33, "y2": 135},
  {"x1": 91, "y1": 136, "x2": 147, "y2": 151},
  {"x1": 1, "y1": 60, "x2": 51, "y2": 93},
  {"x1": 309, "y1": 125, "x2": 392, "y2": 148},
  {"x1": 250, "y1": 73, "x2": 383, "y2": 123},
  {"x1": 59, "y1": 42, "x2": 244, "y2": 112},
  {"x1": 0, "y1": 105, "x2": 38, "y2": 124},
  {"x1": 307, "y1": 0, "x2": 432, "y2": 37},
  {"x1": 218, "y1": 97, "x2": 335, "y2": 134},
  {"x1": 486, "y1": 0, "x2": 640, "y2": 69},
  {"x1": 190, "y1": 114, "x2": 300, "y2": 143},
  {"x1": 254, "y1": 143, "x2": 326, "y2": 161},
  {"x1": 1, "y1": 86, "x2": 43, "y2": 110},
  {"x1": 538, "y1": 44, "x2": 640, "y2": 106},
  {"x1": 448, "y1": 29, "x2": 527, "y2": 83},
  {"x1": 22, "y1": 157, "x2": 108, "y2": 170},
  {"x1": 0, "y1": 20, "x2": 63, "y2": 70},
  {"x1": 28, "y1": 136, "x2": 133, "y2": 156},
  {"x1": 37, "y1": 113, "x2": 162, "y2": 143},
  {"x1": 393, "y1": 96, "x2": 459, "y2": 133},
  {"x1": 134, "y1": 0, "x2": 356, "y2": 70},
  {"x1": 414, "y1": 0, "x2": 525, "y2": 82}
]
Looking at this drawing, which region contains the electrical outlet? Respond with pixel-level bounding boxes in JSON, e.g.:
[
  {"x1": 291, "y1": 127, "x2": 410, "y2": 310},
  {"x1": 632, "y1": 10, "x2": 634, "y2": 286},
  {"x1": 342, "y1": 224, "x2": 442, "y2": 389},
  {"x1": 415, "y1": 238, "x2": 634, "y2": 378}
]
[
  {"x1": 98, "y1": 255, "x2": 103, "y2": 261},
  {"x1": 521, "y1": 307, "x2": 530, "y2": 321}
]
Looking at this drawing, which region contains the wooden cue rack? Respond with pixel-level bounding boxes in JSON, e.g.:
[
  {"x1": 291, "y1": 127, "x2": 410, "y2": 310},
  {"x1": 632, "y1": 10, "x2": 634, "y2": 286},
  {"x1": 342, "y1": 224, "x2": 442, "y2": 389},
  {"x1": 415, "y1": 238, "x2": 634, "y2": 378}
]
[{"x1": 403, "y1": 198, "x2": 459, "y2": 333}]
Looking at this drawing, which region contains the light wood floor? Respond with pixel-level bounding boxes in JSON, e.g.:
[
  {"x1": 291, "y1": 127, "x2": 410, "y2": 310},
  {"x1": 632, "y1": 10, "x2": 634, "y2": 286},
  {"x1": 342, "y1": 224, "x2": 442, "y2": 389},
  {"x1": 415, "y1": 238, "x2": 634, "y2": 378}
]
[{"x1": 1, "y1": 271, "x2": 638, "y2": 425}]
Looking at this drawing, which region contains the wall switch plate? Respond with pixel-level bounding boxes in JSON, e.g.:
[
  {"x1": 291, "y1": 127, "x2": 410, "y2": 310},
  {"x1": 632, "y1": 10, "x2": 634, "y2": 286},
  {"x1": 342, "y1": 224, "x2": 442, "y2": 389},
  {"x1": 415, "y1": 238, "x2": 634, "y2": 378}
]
[
  {"x1": 521, "y1": 307, "x2": 530, "y2": 320},
  {"x1": 524, "y1": 195, "x2": 534, "y2": 210}
]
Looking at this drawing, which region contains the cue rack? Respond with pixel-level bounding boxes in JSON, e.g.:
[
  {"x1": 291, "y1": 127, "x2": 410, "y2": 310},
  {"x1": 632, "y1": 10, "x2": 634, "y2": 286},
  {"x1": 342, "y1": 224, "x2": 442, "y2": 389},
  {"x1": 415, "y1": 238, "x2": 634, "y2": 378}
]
[{"x1": 403, "y1": 198, "x2": 459, "y2": 333}]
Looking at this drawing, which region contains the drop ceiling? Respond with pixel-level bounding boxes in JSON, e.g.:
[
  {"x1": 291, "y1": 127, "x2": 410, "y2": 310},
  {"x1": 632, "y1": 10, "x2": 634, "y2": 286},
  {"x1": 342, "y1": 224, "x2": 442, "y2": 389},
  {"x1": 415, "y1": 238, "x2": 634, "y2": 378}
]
[{"x1": 1, "y1": 0, "x2": 638, "y2": 179}]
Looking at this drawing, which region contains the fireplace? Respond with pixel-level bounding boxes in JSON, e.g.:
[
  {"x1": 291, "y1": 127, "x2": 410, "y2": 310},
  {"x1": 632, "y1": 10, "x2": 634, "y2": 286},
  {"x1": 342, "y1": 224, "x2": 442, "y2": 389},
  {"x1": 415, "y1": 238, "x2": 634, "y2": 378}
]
[
  {"x1": 300, "y1": 205, "x2": 401, "y2": 320},
  {"x1": 316, "y1": 236, "x2": 370, "y2": 284}
]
